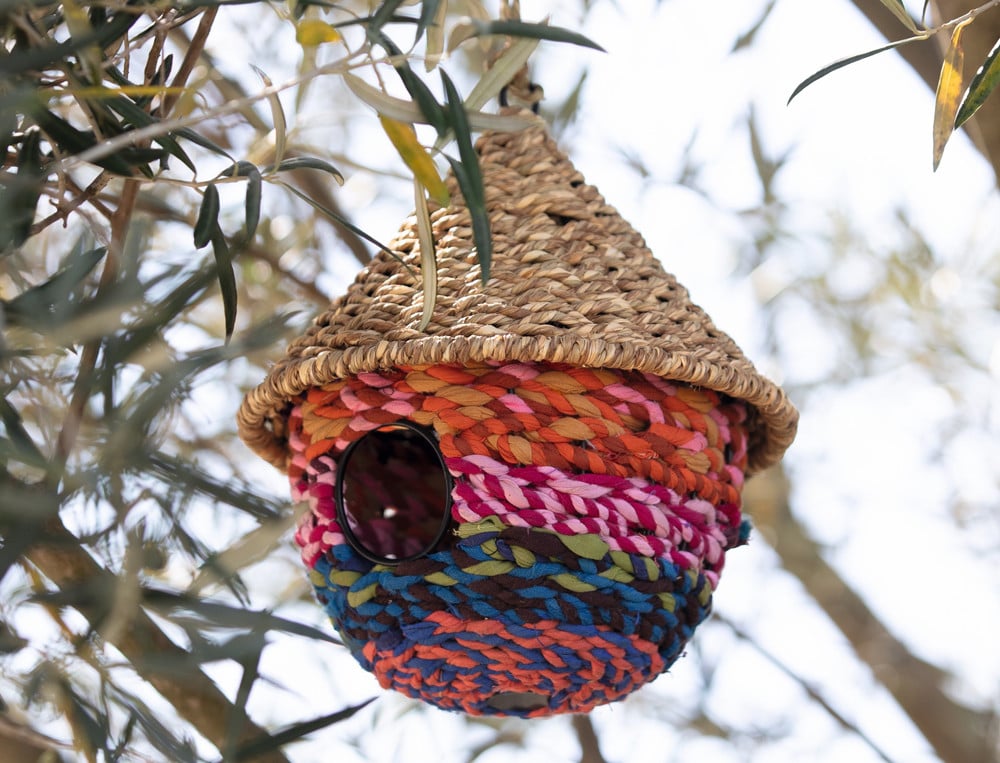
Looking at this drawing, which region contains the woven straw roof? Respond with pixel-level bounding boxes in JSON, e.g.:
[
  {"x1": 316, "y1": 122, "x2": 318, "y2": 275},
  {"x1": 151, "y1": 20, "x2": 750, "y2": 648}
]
[{"x1": 238, "y1": 116, "x2": 797, "y2": 473}]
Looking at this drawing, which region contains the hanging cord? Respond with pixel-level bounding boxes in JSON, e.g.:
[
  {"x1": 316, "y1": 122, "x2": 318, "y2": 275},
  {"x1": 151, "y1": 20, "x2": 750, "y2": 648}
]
[{"x1": 494, "y1": 0, "x2": 544, "y2": 113}]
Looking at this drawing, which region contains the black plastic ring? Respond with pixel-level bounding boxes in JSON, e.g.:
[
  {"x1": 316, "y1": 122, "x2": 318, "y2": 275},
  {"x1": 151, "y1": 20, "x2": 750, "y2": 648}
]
[{"x1": 334, "y1": 421, "x2": 453, "y2": 565}]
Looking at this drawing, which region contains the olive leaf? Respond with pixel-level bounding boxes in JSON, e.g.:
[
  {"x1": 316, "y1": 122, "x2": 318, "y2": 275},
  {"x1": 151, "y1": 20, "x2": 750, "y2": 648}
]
[
  {"x1": 788, "y1": 34, "x2": 928, "y2": 104},
  {"x1": 210, "y1": 226, "x2": 237, "y2": 342},
  {"x1": 933, "y1": 21, "x2": 970, "y2": 170},
  {"x1": 955, "y1": 36, "x2": 1000, "y2": 128},
  {"x1": 193, "y1": 185, "x2": 220, "y2": 249},
  {"x1": 440, "y1": 70, "x2": 491, "y2": 283},
  {"x1": 461, "y1": 19, "x2": 604, "y2": 52},
  {"x1": 244, "y1": 166, "x2": 262, "y2": 241}
]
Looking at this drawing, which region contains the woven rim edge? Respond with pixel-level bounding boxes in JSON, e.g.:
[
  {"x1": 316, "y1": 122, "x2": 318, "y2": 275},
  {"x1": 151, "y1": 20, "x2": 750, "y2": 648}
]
[{"x1": 237, "y1": 333, "x2": 798, "y2": 475}]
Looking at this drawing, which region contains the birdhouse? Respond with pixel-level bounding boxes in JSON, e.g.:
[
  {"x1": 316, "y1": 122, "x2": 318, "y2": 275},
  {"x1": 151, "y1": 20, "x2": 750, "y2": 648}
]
[{"x1": 237, "y1": 116, "x2": 797, "y2": 717}]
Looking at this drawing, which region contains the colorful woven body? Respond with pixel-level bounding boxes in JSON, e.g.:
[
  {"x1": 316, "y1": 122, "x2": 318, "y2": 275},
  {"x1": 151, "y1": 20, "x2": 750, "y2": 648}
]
[{"x1": 288, "y1": 361, "x2": 749, "y2": 716}]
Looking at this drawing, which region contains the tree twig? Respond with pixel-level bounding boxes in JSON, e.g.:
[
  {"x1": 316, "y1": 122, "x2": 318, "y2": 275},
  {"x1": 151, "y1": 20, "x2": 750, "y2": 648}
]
[{"x1": 29, "y1": 172, "x2": 113, "y2": 237}]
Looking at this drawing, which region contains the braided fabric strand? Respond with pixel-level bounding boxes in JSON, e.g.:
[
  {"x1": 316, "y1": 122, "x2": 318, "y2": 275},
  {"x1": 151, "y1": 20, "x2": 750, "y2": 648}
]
[{"x1": 289, "y1": 362, "x2": 749, "y2": 716}]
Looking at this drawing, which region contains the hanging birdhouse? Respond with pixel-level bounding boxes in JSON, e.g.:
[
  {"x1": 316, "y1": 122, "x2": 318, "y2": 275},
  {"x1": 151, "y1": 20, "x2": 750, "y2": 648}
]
[{"x1": 237, "y1": 115, "x2": 798, "y2": 717}]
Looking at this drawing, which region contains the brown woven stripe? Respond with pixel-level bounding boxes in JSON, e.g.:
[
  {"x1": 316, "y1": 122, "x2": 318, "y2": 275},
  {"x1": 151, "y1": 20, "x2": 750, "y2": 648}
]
[{"x1": 238, "y1": 115, "x2": 797, "y2": 473}]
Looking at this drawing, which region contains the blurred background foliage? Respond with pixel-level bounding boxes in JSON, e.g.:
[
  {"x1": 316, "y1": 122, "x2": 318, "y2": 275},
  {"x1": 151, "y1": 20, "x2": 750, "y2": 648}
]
[{"x1": 1, "y1": 1, "x2": 998, "y2": 761}]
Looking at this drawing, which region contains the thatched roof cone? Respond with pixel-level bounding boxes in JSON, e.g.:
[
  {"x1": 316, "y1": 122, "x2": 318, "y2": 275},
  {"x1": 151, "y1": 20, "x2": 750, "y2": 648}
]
[{"x1": 238, "y1": 116, "x2": 798, "y2": 473}]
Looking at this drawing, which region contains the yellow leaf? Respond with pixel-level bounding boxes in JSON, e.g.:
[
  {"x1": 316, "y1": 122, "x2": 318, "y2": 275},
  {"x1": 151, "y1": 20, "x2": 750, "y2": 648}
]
[
  {"x1": 379, "y1": 115, "x2": 450, "y2": 206},
  {"x1": 295, "y1": 19, "x2": 342, "y2": 46},
  {"x1": 933, "y1": 21, "x2": 970, "y2": 171},
  {"x1": 877, "y1": 0, "x2": 920, "y2": 34}
]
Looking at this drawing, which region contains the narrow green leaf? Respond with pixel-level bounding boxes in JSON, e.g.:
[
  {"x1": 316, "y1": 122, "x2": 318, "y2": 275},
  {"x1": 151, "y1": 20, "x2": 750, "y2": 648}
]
[
  {"x1": 228, "y1": 699, "x2": 375, "y2": 762},
  {"x1": 266, "y1": 156, "x2": 345, "y2": 183},
  {"x1": 956, "y1": 36, "x2": 1000, "y2": 128},
  {"x1": 175, "y1": 127, "x2": 234, "y2": 162},
  {"x1": 381, "y1": 116, "x2": 449, "y2": 205},
  {"x1": 446, "y1": 156, "x2": 491, "y2": 283},
  {"x1": 34, "y1": 109, "x2": 136, "y2": 175},
  {"x1": 210, "y1": 226, "x2": 238, "y2": 341},
  {"x1": 877, "y1": 0, "x2": 920, "y2": 33},
  {"x1": 788, "y1": 34, "x2": 927, "y2": 104},
  {"x1": 193, "y1": 185, "x2": 219, "y2": 249},
  {"x1": 933, "y1": 21, "x2": 969, "y2": 171},
  {"x1": 244, "y1": 167, "x2": 262, "y2": 241},
  {"x1": 104, "y1": 94, "x2": 196, "y2": 172},
  {"x1": 400, "y1": 65, "x2": 448, "y2": 136},
  {"x1": 414, "y1": 179, "x2": 437, "y2": 332},
  {"x1": 441, "y1": 70, "x2": 490, "y2": 282},
  {"x1": 468, "y1": 19, "x2": 605, "y2": 52}
]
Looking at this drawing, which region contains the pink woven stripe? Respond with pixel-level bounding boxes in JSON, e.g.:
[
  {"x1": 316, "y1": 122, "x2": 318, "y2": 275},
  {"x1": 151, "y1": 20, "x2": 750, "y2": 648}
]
[
  {"x1": 288, "y1": 409, "x2": 741, "y2": 588},
  {"x1": 448, "y1": 455, "x2": 737, "y2": 583}
]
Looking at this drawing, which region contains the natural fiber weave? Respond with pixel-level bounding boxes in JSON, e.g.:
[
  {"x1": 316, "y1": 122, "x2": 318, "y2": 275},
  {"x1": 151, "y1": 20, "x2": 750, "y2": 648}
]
[
  {"x1": 237, "y1": 115, "x2": 797, "y2": 474},
  {"x1": 289, "y1": 361, "x2": 748, "y2": 715}
]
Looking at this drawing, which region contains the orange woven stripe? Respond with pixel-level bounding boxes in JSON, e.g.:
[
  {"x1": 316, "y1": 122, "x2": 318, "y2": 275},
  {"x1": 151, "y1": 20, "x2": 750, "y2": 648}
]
[{"x1": 297, "y1": 362, "x2": 746, "y2": 506}]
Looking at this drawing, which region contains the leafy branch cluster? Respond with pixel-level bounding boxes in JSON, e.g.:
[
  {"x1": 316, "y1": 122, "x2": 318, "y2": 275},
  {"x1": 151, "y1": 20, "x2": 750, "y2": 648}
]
[
  {"x1": 791, "y1": 0, "x2": 1000, "y2": 168},
  {"x1": 0, "y1": 1, "x2": 601, "y2": 759}
]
